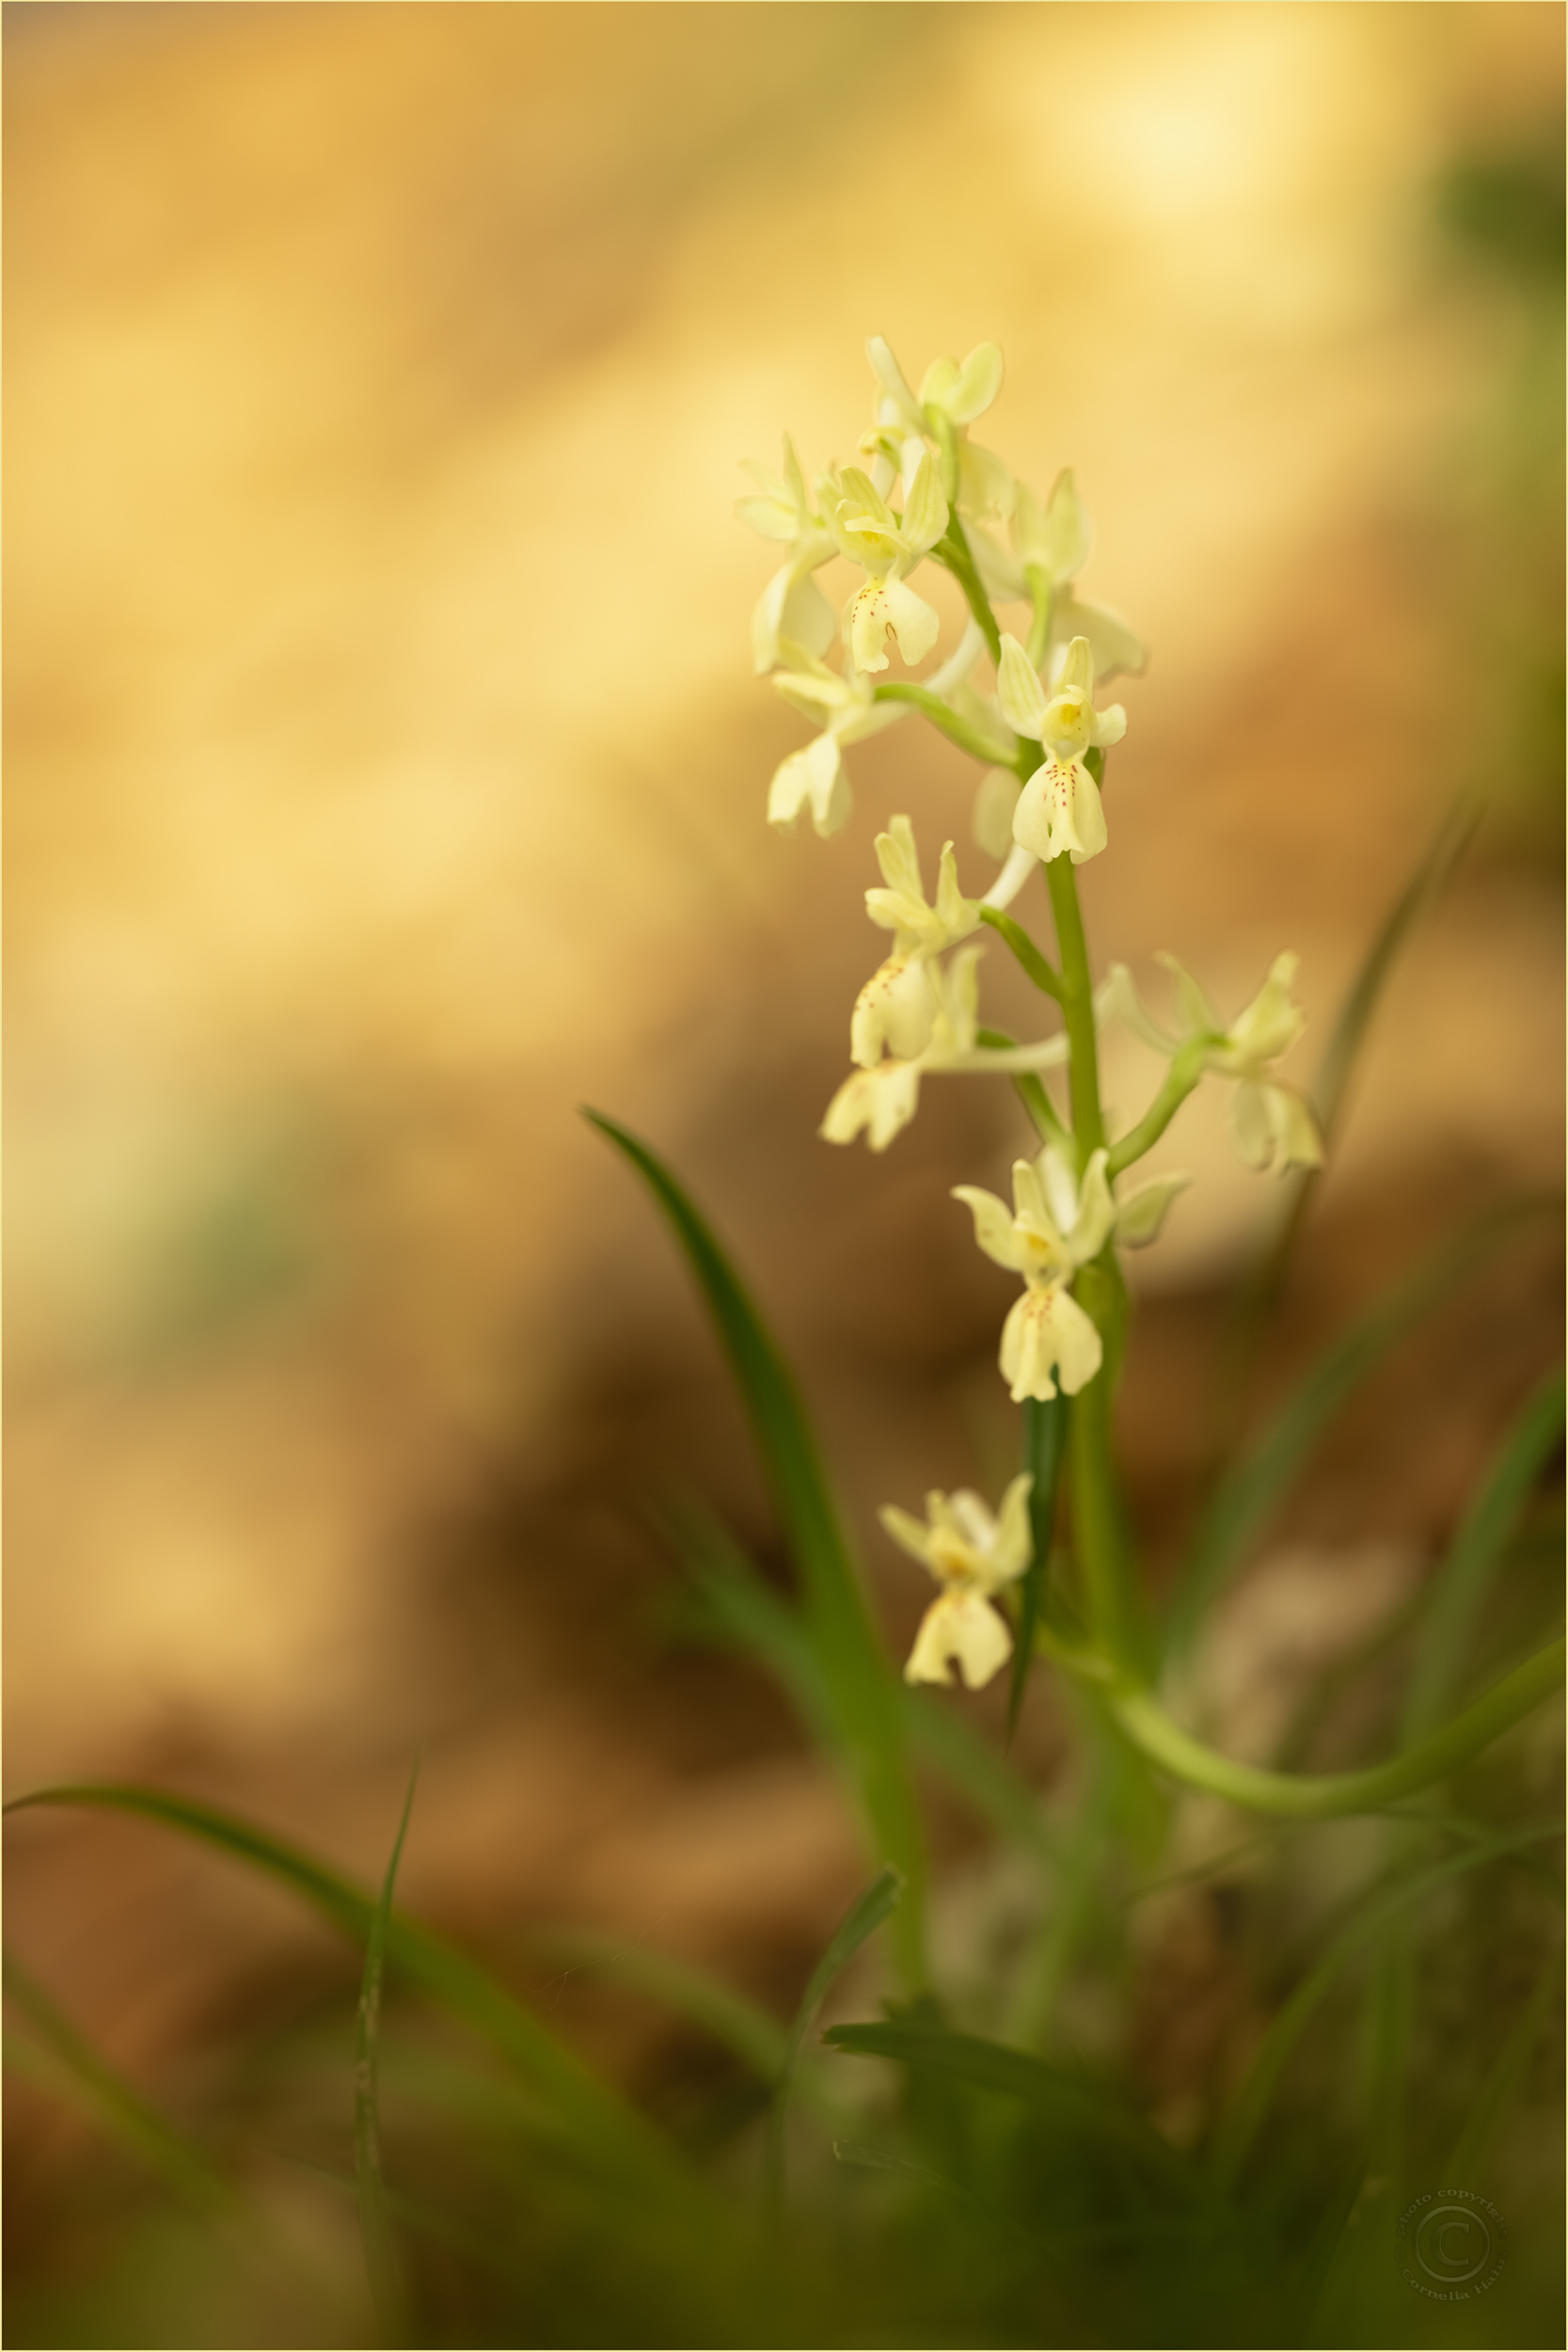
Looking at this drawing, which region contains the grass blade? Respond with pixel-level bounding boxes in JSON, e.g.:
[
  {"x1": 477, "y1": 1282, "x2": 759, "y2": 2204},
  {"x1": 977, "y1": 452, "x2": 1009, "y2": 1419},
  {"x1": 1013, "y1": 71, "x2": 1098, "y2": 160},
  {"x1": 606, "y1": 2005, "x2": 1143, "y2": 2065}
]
[
  {"x1": 587, "y1": 1110, "x2": 927, "y2": 1984},
  {"x1": 767, "y1": 1866, "x2": 903, "y2": 2209},
  {"x1": 356, "y1": 1763, "x2": 419, "y2": 2345},
  {"x1": 823, "y1": 2018, "x2": 1197, "y2": 2193},
  {"x1": 3, "y1": 1951, "x2": 232, "y2": 2216},
  {"x1": 5, "y1": 1784, "x2": 682, "y2": 2196},
  {"x1": 1167, "y1": 1201, "x2": 1544, "y2": 1657},
  {"x1": 1401, "y1": 1368, "x2": 1564, "y2": 1746},
  {"x1": 1439, "y1": 1942, "x2": 1562, "y2": 2186},
  {"x1": 527, "y1": 1930, "x2": 787, "y2": 2082},
  {"x1": 1211, "y1": 1819, "x2": 1564, "y2": 2186},
  {"x1": 1007, "y1": 1394, "x2": 1069, "y2": 1744}
]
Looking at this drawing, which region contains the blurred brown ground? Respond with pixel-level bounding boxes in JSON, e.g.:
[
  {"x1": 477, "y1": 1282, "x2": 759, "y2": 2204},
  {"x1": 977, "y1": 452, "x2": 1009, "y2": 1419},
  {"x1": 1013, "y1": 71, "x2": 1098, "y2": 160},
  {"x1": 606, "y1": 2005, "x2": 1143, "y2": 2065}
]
[{"x1": 4, "y1": 0, "x2": 1562, "y2": 2161}]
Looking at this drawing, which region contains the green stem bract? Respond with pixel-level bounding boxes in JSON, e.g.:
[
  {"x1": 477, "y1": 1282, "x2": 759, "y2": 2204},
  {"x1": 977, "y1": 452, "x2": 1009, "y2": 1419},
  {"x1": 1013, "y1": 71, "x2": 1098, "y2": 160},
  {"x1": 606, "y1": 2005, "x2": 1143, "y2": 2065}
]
[
  {"x1": 978, "y1": 905, "x2": 1065, "y2": 1001},
  {"x1": 931, "y1": 516, "x2": 1003, "y2": 663},
  {"x1": 1106, "y1": 1041, "x2": 1210, "y2": 1178},
  {"x1": 871, "y1": 681, "x2": 1007, "y2": 767},
  {"x1": 1024, "y1": 564, "x2": 1053, "y2": 671},
  {"x1": 1109, "y1": 1636, "x2": 1564, "y2": 1819}
]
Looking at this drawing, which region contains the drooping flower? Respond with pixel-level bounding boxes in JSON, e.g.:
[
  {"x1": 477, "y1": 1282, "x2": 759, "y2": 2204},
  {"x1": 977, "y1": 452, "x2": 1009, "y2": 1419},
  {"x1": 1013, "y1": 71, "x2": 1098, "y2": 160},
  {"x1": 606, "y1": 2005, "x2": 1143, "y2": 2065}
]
[
  {"x1": 849, "y1": 816, "x2": 982, "y2": 1068},
  {"x1": 766, "y1": 647, "x2": 903, "y2": 836},
  {"x1": 1105, "y1": 952, "x2": 1324, "y2": 1174},
  {"x1": 822, "y1": 945, "x2": 1070, "y2": 1152},
  {"x1": 997, "y1": 633, "x2": 1126, "y2": 866},
  {"x1": 953, "y1": 1146, "x2": 1186, "y2": 1402},
  {"x1": 825, "y1": 454, "x2": 950, "y2": 674},
  {"x1": 736, "y1": 436, "x2": 839, "y2": 676},
  {"x1": 880, "y1": 1473, "x2": 1034, "y2": 1690}
]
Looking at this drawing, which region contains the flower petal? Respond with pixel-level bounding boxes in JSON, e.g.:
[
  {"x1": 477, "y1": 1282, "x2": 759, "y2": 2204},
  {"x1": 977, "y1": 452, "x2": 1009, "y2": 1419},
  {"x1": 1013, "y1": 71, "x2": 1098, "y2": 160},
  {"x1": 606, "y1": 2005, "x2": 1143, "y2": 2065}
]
[
  {"x1": 904, "y1": 1590, "x2": 1013, "y2": 1691},
  {"x1": 1037, "y1": 468, "x2": 1093, "y2": 582},
  {"x1": 990, "y1": 1471, "x2": 1036, "y2": 1583},
  {"x1": 881, "y1": 576, "x2": 942, "y2": 666},
  {"x1": 1000, "y1": 1284, "x2": 1103, "y2": 1403},
  {"x1": 820, "y1": 1060, "x2": 923, "y2": 1151},
  {"x1": 1113, "y1": 1169, "x2": 1191, "y2": 1247},
  {"x1": 952, "y1": 1183, "x2": 1022, "y2": 1271},
  {"x1": 768, "y1": 735, "x2": 850, "y2": 836},
  {"x1": 996, "y1": 634, "x2": 1048, "y2": 737},
  {"x1": 948, "y1": 342, "x2": 1005, "y2": 424},
  {"x1": 850, "y1": 956, "x2": 935, "y2": 1068},
  {"x1": 878, "y1": 1502, "x2": 936, "y2": 1568},
  {"x1": 1060, "y1": 763, "x2": 1108, "y2": 865}
]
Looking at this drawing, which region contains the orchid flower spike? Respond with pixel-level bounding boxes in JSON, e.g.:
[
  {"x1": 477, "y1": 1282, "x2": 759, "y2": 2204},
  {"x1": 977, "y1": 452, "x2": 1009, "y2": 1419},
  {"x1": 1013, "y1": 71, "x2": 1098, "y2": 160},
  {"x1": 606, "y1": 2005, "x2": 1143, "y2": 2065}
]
[
  {"x1": 881, "y1": 1473, "x2": 1034, "y2": 1691},
  {"x1": 736, "y1": 436, "x2": 839, "y2": 675},
  {"x1": 847, "y1": 816, "x2": 982, "y2": 1070},
  {"x1": 996, "y1": 633, "x2": 1126, "y2": 866},
  {"x1": 954, "y1": 1144, "x2": 1186, "y2": 1401},
  {"x1": 826, "y1": 455, "x2": 950, "y2": 674},
  {"x1": 1107, "y1": 951, "x2": 1324, "y2": 1174},
  {"x1": 766, "y1": 643, "x2": 902, "y2": 836}
]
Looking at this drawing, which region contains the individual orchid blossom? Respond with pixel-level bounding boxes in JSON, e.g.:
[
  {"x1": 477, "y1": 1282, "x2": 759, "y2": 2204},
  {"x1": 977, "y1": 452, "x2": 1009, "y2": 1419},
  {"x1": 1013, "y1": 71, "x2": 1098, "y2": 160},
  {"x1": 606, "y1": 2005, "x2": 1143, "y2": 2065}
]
[
  {"x1": 880, "y1": 1473, "x2": 1034, "y2": 1691},
  {"x1": 825, "y1": 455, "x2": 950, "y2": 674},
  {"x1": 736, "y1": 437, "x2": 839, "y2": 677},
  {"x1": 766, "y1": 645, "x2": 903, "y2": 836},
  {"x1": 767, "y1": 621, "x2": 991, "y2": 840},
  {"x1": 1106, "y1": 951, "x2": 1324, "y2": 1174},
  {"x1": 864, "y1": 334, "x2": 1014, "y2": 524},
  {"x1": 997, "y1": 633, "x2": 1125, "y2": 866},
  {"x1": 849, "y1": 816, "x2": 982, "y2": 1068},
  {"x1": 822, "y1": 945, "x2": 1070, "y2": 1153},
  {"x1": 967, "y1": 469, "x2": 1147, "y2": 686},
  {"x1": 953, "y1": 1146, "x2": 1186, "y2": 1402}
]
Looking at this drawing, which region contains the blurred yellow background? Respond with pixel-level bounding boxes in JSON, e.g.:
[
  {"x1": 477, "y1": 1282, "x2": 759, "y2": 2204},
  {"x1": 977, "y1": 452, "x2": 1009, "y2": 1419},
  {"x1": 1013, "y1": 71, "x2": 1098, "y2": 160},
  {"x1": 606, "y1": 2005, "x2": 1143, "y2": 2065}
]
[{"x1": 5, "y1": 0, "x2": 1562, "y2": 2099}]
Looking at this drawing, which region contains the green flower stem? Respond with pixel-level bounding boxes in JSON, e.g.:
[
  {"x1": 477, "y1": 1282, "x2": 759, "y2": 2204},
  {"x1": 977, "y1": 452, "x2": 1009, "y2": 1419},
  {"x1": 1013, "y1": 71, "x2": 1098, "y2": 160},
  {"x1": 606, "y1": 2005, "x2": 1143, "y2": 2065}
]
[
  {"x1": 1107, "y1": 1637, "x2": 1564, "y2": 1820},
  {"x1": 978, "y1": 905, "x2": 1066, "y2": 1001},
  {"x1": 932, "y1": 518, "x2": 1003, "y2": 664},
  {"x1": 1042, "y1": 851, "x2": 1105, "y2": 1155},
  {"x1": 870, "y1": 682, "x2": 1008, "y2": 767},
  {"x1": 1105, "y1": 1041, "x2": 1210, "y2": 1178}
]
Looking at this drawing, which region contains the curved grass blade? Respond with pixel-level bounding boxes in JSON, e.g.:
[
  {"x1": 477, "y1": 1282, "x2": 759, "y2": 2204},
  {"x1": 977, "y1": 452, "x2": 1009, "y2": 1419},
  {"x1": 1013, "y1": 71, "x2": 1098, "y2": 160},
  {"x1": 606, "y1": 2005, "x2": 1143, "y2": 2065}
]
[
  {"x1": 356, "y1": 1763, "x2": 419, "y2": 2345},
  {"x1": 1440, "y1": 1941, "x2": 1562, "y2": 2186},
  {"x1": 1401, "y1": 1367, "x2": 1564, "y2": 1746},
  {"x1": 586, "y1": 1110, "x2": 927, "y2": 1985},
  {"x1": 1007, "y1": 1395, "x2": 1069, "y2": 1745},
  {"x1": 1167, "y1": 1200, "x2": 1545, "y2": 1658},
  {"x1": 1211, "y1": 1818, "x2": 1564, "y2": 2187},
  {"x1": 4, "y1": 1785, "x2": 682, "y2": 2195},
  {"x1": 527, "y1": 1929, "x2": 787, "y2": 2083},
  {"x1": 824, "y1": 2018, "x2": 1199, "y2": 2196},
  {"x1": 3, "y1": 1951, "x2": 233, "y2": 2216},
  {"x1": 766, "y1": 1866, "x2": 903, "y2": 2210}
]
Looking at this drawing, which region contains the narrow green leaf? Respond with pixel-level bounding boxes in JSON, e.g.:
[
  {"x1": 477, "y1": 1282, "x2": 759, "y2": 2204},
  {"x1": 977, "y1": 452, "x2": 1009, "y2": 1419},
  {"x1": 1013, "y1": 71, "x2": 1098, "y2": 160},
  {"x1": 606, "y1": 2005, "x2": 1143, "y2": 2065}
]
[
  {"x1": 586, "y1": 1111, "x2": 927, "y2": 1985},
  {"x1": 526, "y1": 1929, "x2": 787, "y2": 2083},
  {"x1": 1440, "y1": 1942, "x2": 1562, "y2": 2186},
  {"x1": 1167, "y1": 1203, "x2": 1544, "y2": 1657},
  {"x1": 1402, "y1": 1368, "x2": 1565, "y2": 1745},
  {"x1": 767, "y1": 1867, "x2": 903, "y2": 2209},
  {"x1": 356, "y1": 1763, "x2": 418, "y2": 2345},
  {"x1": 1007, "y1": 1395, "x2": 1069, "y2": 1744},
  {"x1": 824, "y1": 2018, "x2": 1197, "y2": 2194},
  {"x1": 1211, "y1": 1818, "x2": 1564, "y2": 2185},
  {"x1": 3, "y1": 1951, "x2": 232, "y2": 2216},
  {"x1": 4, "y1": 1785, "x2": 682, "y2": 2197}
]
